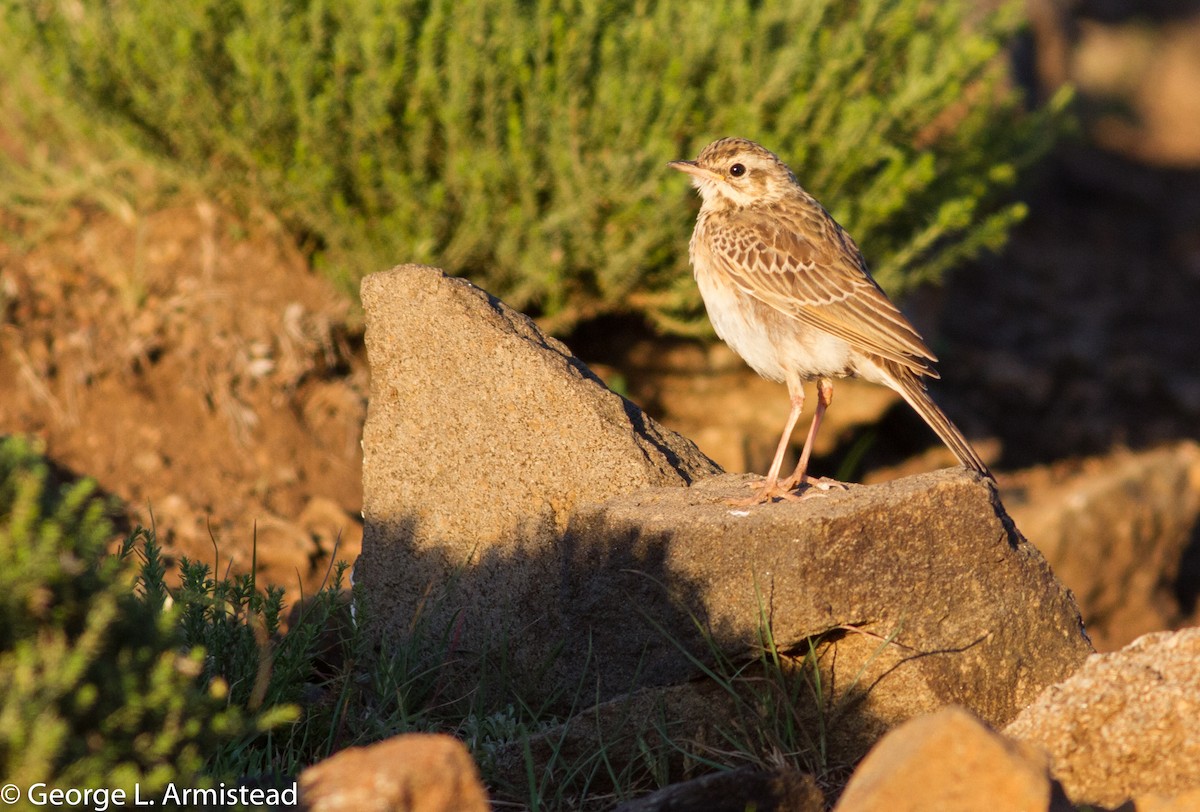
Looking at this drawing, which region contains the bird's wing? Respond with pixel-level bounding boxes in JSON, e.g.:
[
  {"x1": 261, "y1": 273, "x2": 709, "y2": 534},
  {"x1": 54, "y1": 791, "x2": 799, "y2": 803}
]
[{"x1": 712, "y1": 201, "x2": 938, "y2": 376}]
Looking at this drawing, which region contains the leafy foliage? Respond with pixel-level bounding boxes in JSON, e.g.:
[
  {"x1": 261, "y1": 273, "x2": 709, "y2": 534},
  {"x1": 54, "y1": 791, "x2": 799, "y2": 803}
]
[
  {"x1": 9, "y1": 0, "x2": 1064, "y2": 333},
  {"x1": 0, "y1": 435, "x2": 523, "y2": 786},
  {"x1": 0, "y1": 436, "x2": 253, "y2": 793}
]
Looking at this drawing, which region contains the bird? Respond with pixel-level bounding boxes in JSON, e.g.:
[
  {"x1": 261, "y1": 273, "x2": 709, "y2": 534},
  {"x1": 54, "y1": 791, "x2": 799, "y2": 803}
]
[{"x1": 668, "y1": 137, "x2": 992, "y2": 503}]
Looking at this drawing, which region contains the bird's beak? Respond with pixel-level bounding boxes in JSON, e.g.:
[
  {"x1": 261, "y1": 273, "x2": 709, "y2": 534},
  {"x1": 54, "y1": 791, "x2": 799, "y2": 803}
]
[{"x1": 668, "y1": 160, "x2": 722, "y2": 183}]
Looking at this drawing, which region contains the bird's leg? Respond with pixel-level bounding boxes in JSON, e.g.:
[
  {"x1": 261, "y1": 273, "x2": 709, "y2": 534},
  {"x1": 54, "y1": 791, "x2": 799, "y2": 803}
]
[
  {"x1": 734, "y1": 384, "x2": 806, "y2": 504},
  {"x1": 782, "y1": 377, "x2": 833, "y2": 491},
  {"x1": 763, "y1": 386, "x2": 805, "y2": 488}
]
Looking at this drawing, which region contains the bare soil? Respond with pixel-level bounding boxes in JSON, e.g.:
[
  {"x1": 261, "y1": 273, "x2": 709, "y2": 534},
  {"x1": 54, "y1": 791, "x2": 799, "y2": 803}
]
[{"x1": 0, "y1": 201, "x2": 365, "y2": 596}]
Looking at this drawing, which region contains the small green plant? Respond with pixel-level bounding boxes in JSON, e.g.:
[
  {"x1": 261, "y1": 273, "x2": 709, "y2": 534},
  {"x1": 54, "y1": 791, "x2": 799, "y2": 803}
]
[
  {"x1": 8, "y1": 0, "x2": 1065, "y2": 334},
  {"x1": 0, "y1": 436, "x2": 256, "y2": 794},
  {"x1": 139, "y1": 530, "x2": 334, "y2": 778}
]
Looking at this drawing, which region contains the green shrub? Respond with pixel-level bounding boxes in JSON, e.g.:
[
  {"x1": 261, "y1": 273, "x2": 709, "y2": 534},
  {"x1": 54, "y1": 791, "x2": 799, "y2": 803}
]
[
  {"x1": 9, "y1": 0, "x2": 1063, "y2": 334},
  {"x1": 167, "y1": 548, "x2": 352, "y2": 776},
  {"x1": 0, "y1": 436, "x2": 254, "y2": 793},
  {"x1": 0, "y1": 435, "x2": 469, "y2": 783}
]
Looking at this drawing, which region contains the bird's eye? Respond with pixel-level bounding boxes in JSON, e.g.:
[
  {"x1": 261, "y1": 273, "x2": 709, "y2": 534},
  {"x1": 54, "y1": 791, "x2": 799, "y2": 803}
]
[{"x1": 729, "y1": 163, "x2": 746, "y2": 177}]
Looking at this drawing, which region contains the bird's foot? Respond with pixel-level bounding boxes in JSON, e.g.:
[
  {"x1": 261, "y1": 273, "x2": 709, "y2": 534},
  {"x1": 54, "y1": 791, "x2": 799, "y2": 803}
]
[
  {"x1": 731, "y1": 474, "x2": 850, "y2": 505},
  {"x1": 781, "y1": 475, "x2": 849, "y2": 493},
  {"x1": 730, "y1": 476, "x2": 835, "y2": 505},
  {"x1": 730, "y1": 481, "x2": 803, "y2": 505}
]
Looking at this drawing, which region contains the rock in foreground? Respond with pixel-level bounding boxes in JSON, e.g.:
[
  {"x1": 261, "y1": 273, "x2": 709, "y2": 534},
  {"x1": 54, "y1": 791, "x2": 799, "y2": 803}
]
[
  {"x1": 299, "y1": 733, "x2": 488, "y2": 812},
  {"x1": 833, "y1": 706, "x2": 1052, "y2": 812},
  {"x1": 1005, "y1": 627, "x2": 1200, "y2": 807}
]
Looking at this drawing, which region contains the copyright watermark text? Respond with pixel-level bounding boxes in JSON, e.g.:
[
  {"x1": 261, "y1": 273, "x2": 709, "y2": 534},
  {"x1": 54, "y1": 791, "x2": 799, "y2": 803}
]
[{"x1": 1, "y1": 781, "x2": 298, "y2": 809}]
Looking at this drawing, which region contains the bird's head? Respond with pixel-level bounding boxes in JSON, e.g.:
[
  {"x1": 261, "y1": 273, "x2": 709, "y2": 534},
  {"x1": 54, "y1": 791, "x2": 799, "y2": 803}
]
[{"x1": 669, "y1": 137, "x2": 798, "y2": 210}]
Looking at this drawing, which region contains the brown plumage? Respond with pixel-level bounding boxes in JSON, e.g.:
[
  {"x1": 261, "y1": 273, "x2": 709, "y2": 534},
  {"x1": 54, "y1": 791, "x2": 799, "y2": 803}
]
[{"x1": 669, "y1": 137, "x2": 991, "y2": 502}]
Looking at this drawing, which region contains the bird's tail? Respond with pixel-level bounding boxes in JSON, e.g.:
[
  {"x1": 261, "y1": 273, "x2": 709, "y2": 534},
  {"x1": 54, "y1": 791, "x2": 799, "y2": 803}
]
[{"x1": 885, "y1": 365, "x2": 993, "y2": 481}]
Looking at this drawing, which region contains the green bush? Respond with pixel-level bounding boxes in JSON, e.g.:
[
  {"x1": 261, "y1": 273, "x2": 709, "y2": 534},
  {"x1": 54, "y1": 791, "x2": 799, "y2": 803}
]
[
  {"x1": 0, "y1": 435, "x2": 469, "y2": 784},
  {"x1": 9, "y1": 0, "x2": 1062, "y2": 333},
  {"x1": 0, "y1": 436, "x2": 254, "y2": 793},
  {"x1": 167, "y1": 549, "x2": 352, "y2": 776}
]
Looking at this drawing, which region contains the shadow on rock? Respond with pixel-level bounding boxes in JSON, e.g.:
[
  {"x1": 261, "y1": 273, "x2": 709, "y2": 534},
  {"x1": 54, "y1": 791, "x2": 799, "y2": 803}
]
[{"x1": 352, "y1": 265, "x2": 1094, "y2": 803}]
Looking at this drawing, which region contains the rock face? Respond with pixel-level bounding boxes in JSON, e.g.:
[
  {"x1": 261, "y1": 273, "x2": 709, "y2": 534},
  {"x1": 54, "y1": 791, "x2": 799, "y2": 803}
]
[
  {"x1": 356, "y1": 266, "x2": 1090, "y2": 767},
  {"x1": 1005, "y1": 627, "x2": 1200, "y2": 808},
  {"x1": 833, "y1": 706, "x2": 1052, "y2": 812},
  {"x1": 299, "y1": 733, "x2": 489, "y2": 812},
  {"x1": 355, "y1": 266, "x2": 719, "y2": 688},
  {"x1": 1137, "y1": 788, "x2": 1200, "y2": 812},
  {"x1": 561, "y1": 471, "x2": 1091, "y2": 762},
  {"x1": 1003, "y1": 443, "x2": 1200, "y2": 650}
]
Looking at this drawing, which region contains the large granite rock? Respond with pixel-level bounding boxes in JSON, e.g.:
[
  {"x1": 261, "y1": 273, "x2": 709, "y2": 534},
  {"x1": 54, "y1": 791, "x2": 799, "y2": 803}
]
[
  {"x1": 355, "y1": 266, "x2": 719, "y2": 687},
  {"x1": 356, "y1": 266, "x2": 1091, "y2": 767},
  {"x1": 1003, "y1": 443, "x2": 1200, "y2": 650},
  {"x1": 1005, "y1": 627, "x2": 1200, "y2": 807}
]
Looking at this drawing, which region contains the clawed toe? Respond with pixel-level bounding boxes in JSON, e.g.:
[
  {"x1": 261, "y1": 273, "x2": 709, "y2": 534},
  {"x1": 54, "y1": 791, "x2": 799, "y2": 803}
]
[
  {"x1": 730, "y1": 484, "x2": 803, "y2": 506},
  {"x1": 724, "y1": 472, "x2": 849, "y2": 503},
  {"x1": 784, "y1": 475, "x2": 849, "y2": 493},
  {"x1": 729, "y1": 476, "x2": 846, "y2": 505}
]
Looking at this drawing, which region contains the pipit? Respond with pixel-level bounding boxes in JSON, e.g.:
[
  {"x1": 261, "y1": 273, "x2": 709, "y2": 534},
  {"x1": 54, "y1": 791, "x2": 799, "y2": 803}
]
[{"x1": 669, "y1": 137, "x2": 992, "y2": 503}]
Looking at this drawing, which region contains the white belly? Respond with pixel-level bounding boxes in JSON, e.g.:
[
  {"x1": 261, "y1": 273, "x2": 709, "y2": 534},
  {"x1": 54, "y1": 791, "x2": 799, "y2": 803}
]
[{"x1": 695, "y1": 267, "x2": 854, "y2": 384}]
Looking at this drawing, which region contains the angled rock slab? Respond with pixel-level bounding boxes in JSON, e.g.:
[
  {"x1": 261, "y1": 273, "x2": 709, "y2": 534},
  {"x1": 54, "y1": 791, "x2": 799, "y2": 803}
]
[
  {"x1": 355, "y1": 266, "x2": 719, "y2": 687},
  {"x1": 560, "y1": 471, "x2": 1092, "y2": 762},
  {"x1": 354, "y1": 265, "x2": 1090, "y2": 758},
  {"x1": 1005, "y1": 627, "x2": 1200, "y2": 808}
]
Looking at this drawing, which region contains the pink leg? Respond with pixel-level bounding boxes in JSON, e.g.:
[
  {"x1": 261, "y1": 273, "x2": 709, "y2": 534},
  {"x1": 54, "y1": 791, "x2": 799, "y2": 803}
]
[
  {"x1": 783, "y1": 377, "x2": 833, "y2": 490},
  {"x1": 761, "y1": 386, "x2": 805, "y2": 490},
  {"x1": 733, "y1": 384, "x2": 806, "y2": 505}
]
